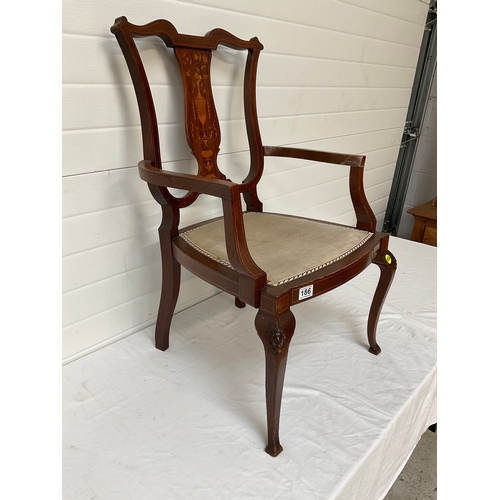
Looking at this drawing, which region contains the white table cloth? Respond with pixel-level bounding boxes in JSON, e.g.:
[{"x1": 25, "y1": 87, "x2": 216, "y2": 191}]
[{"x1": 63, "y1": 237, "x2": 436, "y2": 499}]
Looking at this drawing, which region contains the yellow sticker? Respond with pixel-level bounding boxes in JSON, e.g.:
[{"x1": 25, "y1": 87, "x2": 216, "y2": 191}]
[{"x1": 385, "y1": 254, "x2": 392, "y2": 264}]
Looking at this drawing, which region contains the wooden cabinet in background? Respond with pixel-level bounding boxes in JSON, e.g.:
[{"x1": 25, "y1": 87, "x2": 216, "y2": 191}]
[{"x1": 407, "y1": 197, "x2": 437, "y2": 246}]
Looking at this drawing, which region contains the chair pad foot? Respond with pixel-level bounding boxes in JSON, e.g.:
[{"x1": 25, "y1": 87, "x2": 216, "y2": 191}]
[{"x1": 265, "y1": 443, "x2": 283, "y2": 457}]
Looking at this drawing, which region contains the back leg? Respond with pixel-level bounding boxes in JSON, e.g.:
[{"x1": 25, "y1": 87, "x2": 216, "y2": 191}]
[
  {"x1": 235, "y1": 297, "x2": 246, "y2": 308},
  {"x1": 367, "y1": 250, "x2": 397, "y2": 355},
  {"x1": 155, "y1": 203, "x2": 181, "y2": 351}
]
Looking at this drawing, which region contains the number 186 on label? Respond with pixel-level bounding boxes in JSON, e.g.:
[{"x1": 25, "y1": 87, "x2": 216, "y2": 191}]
[{"x1": 298, "y1": 284, "x2": 314, "y2": 300}]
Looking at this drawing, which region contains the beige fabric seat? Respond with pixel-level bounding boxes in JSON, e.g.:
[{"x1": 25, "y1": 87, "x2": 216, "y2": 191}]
[{"x1": 180, "y1": 213, "x2": 372, "y2": 286}]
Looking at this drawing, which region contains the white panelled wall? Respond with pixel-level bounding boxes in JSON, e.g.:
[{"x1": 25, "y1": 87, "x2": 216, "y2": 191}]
[{"x1": 62, "y1": 0, "x2": 430, "y2": 362}]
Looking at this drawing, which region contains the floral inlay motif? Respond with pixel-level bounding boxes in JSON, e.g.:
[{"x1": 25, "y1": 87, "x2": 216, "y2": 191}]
[{"x1": 176, "y1": 48, "x2": 223, "y2": 179}]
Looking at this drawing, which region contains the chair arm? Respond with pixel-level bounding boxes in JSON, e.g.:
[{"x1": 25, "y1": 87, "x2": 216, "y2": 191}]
[
  {"x1": 263, "y1": 146, "x2": 376, "y2": 231},
  {"x1": 138, "y1": 160, "x2": 237, "y2": 200},
  {"x1": 138, "y1": 161, "x2": 267, "y2": 305},
  {"x1": 263, "y1": 145, "x2": 365, "y2": 167}
]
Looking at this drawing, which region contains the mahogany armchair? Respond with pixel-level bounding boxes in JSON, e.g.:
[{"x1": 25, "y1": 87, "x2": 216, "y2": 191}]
[{"x1": 111, "y1": 17, "x2": 397, "y2": 457}]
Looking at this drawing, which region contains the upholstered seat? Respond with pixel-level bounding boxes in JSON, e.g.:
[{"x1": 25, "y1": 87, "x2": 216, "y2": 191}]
[
  {"x1": 180, "y1": 213, "x2": 373, "y2": 286},
  {"x1": 111, "y1": 16, "x2": 397, "y2": 457}
]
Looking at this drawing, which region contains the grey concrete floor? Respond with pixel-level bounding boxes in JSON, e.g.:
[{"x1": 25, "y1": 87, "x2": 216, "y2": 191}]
[{"x1": 384, "y1": 429, "x2": 437, "y2": 499}]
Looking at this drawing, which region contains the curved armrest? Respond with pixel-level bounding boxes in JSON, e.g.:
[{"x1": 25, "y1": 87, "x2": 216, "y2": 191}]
[
  {"x1": 263, "y1": 145, "x2": 365, "y2": 167},
  {"x1": 263, "y1": 146, "x2": 376, "y2": 231},
  {"x1": 139, "y1": 161, "x2": 267, "y2": 305},
  {"x1": 139, "y1": 160, "x2": 237, "y2": 200}
]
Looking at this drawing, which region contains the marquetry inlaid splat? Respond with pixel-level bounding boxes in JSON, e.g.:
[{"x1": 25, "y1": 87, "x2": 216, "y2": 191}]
[{"x1": 175, "y1": 47, "x2": 225, "y2": 179}]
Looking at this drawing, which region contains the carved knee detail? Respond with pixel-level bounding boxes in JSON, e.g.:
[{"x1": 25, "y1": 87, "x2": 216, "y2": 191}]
[{"x1": 255, "y1": 309, "x2": 296, "y2": 355}]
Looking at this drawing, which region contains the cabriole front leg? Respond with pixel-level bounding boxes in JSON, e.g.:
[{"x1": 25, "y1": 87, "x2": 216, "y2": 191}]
[
  {"x1": 367, "y1": 250, "x2": 397, "y2": 355},
  {"x1": 255, "y1": 308, "x2": 296, "y2": 457}
]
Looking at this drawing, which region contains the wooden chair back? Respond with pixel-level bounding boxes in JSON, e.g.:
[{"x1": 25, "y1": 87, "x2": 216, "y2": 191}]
[{"x1": 111, "y1": 16, "x2": 265, "y2": 211}]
